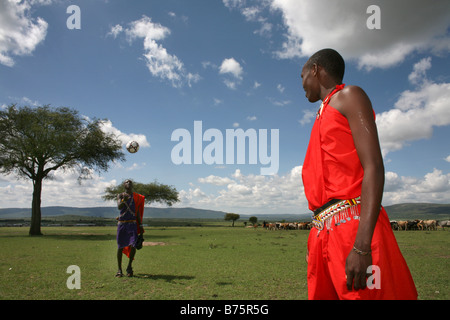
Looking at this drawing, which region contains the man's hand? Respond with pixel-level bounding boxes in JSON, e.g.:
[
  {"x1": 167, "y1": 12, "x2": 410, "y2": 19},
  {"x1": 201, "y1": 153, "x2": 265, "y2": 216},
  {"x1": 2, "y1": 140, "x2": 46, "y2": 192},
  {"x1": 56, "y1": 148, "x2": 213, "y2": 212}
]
[{"x1": 345, "y1": 250, "x2": 372, "y2": 291}]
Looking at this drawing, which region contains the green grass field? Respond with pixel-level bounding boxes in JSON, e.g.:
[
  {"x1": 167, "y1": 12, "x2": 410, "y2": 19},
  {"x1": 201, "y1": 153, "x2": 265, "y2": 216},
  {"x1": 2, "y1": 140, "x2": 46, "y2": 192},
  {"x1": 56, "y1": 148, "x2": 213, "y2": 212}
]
[{"x1": 0, "y1": 226, "x2": 448, "y2": 300}]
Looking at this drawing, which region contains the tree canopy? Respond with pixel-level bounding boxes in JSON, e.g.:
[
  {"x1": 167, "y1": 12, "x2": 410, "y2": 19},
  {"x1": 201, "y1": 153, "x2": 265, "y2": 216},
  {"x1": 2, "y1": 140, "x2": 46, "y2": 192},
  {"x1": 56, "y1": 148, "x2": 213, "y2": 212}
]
[
  {"x1": 0, "y1": 104, "x2": 125, "y2": 235},
  {"x1": 103, "y1": 180, "x2": 179, "y2": 207},
  {"x1": 224, "y1": 213, "x2": 240, "y2": 227}
]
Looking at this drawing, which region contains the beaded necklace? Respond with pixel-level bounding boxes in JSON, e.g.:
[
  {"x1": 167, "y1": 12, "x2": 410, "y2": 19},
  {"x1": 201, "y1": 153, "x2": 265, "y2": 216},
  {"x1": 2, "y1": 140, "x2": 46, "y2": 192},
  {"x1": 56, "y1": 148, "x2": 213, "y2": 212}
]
[{"x1": 316, "y1": 84, "x2": 345, "y2": 119}]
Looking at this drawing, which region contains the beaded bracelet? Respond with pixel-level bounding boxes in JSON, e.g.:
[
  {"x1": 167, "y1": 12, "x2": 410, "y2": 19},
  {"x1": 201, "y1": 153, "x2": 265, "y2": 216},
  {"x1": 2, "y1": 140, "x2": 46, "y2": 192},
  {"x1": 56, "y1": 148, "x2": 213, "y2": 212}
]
[{"x1": 352, "y1": 246, "x2": 371, "y2": 256}]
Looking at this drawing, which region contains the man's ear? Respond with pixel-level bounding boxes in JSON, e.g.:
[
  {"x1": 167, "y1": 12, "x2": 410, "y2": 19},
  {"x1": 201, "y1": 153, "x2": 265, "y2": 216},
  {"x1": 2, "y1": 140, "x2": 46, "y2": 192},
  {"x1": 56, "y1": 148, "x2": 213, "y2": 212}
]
[{"x1": 311, "y1": 63, "x2": 318, "y2": 76}]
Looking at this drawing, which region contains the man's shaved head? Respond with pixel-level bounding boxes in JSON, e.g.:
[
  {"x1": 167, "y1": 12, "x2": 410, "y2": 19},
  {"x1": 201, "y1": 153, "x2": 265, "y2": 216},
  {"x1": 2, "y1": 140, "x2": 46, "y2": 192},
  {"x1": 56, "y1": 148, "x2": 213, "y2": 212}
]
[{"x1": 304, "y1": 48, "x2": 345, "y2": 83}]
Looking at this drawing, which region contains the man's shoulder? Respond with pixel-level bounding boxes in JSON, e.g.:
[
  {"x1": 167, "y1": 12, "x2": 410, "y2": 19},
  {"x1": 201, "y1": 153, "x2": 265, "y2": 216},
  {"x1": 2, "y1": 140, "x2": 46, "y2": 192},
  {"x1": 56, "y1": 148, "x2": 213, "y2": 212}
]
[
  {"x1": 333, "y1": 85, "x2": 372, "y2": 115},
  {"x1": 340, "y1": 85, "x2": 366, "y2": 97}
]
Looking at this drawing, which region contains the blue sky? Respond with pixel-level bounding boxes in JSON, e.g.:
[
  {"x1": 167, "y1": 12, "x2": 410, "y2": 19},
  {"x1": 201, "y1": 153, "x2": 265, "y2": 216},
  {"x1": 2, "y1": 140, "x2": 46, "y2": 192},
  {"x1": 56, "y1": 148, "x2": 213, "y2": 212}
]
[{"x1": 1, "y1": 0, "x2": 450, "y2": 215}]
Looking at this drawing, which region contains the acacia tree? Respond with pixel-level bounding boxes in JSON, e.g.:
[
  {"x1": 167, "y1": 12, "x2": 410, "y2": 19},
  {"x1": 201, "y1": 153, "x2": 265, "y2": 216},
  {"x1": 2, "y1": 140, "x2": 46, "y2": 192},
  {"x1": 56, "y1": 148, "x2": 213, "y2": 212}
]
[
  {"x1": 224, "y1": 213, "x2": 240, "y2": 227},
  {"x1": 102, "y1": 180, "x2": 179, "y2": 206},
  {"x1": 0, "y1": 104, "x2": 125, "y2": 235}
]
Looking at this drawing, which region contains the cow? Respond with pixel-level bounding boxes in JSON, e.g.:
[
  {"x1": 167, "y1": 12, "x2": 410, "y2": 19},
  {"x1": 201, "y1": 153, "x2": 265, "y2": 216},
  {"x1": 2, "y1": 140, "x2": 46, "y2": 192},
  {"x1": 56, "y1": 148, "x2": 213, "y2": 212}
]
[
  {"x1": 279, "y1": 223, "x2": 290, "y2": 230},
  {"x1": 390, "y1": 221, "x2": 398, "y2": 230},
  {"x1": 396, "y1": 221, "x2": 408, "y2": 231},
  {"x1": 407, "y1": 220, "x2": 419, "y2": 230},
  {"x1": 298, "y1": 222, "x2": 310, "y2": 230},
  {"x1": 422, "y1": 220, "x2": 437, "y2": 231},
  {"x1": 267, "y1": 223, "x2": 277, "y2": 231},
  {"x1": 416, "y1": 220, "x2": 424, "y2": 230},
  {"x1": 438, "y1": 220, "x2": 450, "y2": 230},
  {"x1": 288, "y1": 223, "x2": 298, "y2": 230}
]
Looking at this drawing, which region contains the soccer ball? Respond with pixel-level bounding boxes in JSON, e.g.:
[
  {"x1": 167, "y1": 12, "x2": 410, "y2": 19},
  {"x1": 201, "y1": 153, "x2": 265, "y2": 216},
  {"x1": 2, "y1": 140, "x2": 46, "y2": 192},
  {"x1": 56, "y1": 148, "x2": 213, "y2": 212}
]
[{"x1": 126, "y1": 140, "x2": 139, "y2": 153}]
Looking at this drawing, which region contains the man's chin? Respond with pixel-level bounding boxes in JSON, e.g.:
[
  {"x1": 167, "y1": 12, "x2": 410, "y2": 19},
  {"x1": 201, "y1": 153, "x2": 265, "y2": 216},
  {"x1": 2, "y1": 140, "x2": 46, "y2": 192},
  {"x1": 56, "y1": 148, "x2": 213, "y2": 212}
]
[{"x1": 307, "y1": 95, "x2": 320, "y2": 103}]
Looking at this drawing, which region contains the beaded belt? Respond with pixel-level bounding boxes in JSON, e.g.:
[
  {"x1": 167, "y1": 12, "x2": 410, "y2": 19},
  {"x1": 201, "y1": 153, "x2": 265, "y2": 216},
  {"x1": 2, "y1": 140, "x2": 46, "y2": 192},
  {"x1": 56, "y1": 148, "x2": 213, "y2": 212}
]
[
  {"x1": 311, "y1": 196, "x2": 361, "y2": 231},
  {"x1": 118, "y1": 220, "x2": 136, "y2": 225}
]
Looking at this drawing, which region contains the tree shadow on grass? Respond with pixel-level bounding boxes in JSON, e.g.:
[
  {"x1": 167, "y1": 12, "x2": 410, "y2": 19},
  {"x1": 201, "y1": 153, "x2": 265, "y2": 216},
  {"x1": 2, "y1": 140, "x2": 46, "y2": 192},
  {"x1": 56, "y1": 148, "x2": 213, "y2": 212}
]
[{"x1": 133, "y1": 273, "x2": 195, "y2": 283}]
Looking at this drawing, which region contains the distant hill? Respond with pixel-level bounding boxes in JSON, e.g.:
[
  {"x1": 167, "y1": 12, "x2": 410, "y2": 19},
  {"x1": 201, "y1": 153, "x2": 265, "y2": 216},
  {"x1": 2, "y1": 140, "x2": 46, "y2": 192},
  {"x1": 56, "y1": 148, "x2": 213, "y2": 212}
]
[
  {"x1": 1, "y1": 203, "x2": 449, "y2": 221},
  {"x1": 383, "y1": 203, "x2": 450, "y2": 220},
  {"x1": 0, "y1": 206, "x2": 309, "y2": 222},
  {"x1": 0, "y1": 206, "x2": 228, "y2": 219}
]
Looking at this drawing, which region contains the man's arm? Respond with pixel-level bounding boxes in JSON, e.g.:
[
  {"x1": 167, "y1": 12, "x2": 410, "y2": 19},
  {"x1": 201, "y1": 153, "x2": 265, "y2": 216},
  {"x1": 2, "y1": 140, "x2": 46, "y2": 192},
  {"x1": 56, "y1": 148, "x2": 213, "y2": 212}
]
[{"x1": 334, "y1": 85, "x2": 385, "y2": 290}]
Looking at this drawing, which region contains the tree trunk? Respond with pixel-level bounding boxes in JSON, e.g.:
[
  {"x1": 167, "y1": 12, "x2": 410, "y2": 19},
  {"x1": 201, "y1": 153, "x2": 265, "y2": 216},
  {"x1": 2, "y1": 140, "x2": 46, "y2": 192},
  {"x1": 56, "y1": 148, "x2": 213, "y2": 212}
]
[{"x1": 29, "y1": 176, "x2": 43, "y2": 236}]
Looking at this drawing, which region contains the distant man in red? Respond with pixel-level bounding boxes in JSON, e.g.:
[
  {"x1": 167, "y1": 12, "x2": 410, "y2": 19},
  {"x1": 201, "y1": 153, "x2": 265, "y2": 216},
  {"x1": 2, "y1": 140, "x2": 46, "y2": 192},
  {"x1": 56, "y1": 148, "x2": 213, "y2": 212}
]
[
  {"x1": 115, "y1": 179, "x2": 145, "y2": 278},
  {"x1": 300, "y1": 48, "x2": 417, "y2": 299}
]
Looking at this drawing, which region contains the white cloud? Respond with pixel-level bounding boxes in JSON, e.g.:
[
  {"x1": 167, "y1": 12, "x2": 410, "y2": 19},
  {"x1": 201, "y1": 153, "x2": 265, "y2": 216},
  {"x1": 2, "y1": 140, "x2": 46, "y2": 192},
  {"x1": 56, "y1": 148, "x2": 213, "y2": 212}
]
[
  {"x1": 198, "y1": 175, "x2": 235, "y2": 186},
  {"x1": 383, "y1": 169, "x2": 450, "y2": 205},
  {"x1": 408, "y1": 57, "x2": 432, "y2": 86},
  {"x1": 269, "y1": 98, "x2": 290, "y2": 107},
  {"x1": 298, "y1": 108, "x2": 315, "y2": 126},
  {"x1": 219, "y1": 58, "x2": 243, "y2": 79},
  {"x1": 107, "y1": 24, "x2": 123, "y2": 38},
  {"x1": 110, "y1": 15, "x2": 200, "y2": 88},
  {"x1": 175, "y1": 165, "x2": 450, "y2": 215},
  {"x1": 236, "y1": 0, "x2": 450, "y2": 70},
  {"x1": 176, "y1": 166, "x2": 306, "y2": 215},
  {"x1": 0, "y1": 169, "x2": 117, "y2": 208},
  {"x1": 223, "y1": 0, "x2": 273, "y2": 37},
  {"x1": 223, "y1": 79, "x2": 238, "y2": 90},
  {"x1": 126, "y1": 162, "x2": 147, "y2": 171},
  {"x1": 0, "y1": 0, "x2": 49, "y2": 66},
  {"x1": 445, "y1": 155, "x2": 450, "y2": 163},
  {"x1": 376, "y1": 58, "x2": 450, "y2": 156},
  {"x1": 99, "y1": 119, "x2": 150, "y2": 149}
]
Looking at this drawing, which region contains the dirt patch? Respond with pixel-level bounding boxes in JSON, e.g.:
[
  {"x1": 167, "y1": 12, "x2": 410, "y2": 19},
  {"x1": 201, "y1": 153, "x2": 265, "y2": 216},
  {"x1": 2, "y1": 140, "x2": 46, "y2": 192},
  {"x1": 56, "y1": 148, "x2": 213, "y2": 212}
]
[{"x1": 143, "y1": 241, "x2": 167, "y2": 246}]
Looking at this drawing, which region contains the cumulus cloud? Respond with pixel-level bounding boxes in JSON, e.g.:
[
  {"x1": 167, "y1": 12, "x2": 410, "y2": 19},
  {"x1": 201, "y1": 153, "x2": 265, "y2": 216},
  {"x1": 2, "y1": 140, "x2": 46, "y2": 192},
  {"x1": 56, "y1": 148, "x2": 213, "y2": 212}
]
[
  {"x1": 408, "y1": 57, "x2": 432, "y2": 86},
  {"x1": 226, "y1": 0, "x2": 450, "y2": 70},
  {"x1": 383, "y1": 169, "x2": 450, "y2": 205},
  {"x1": 176, "y1": 166, "x2": 306, "y2": 214},
  {"x1": 0, "y1": 0, "x2": 50, "y2": 66},
  {"x1": 175, "y1": 165, "x2": 450, "y2": 214},
  {"x1": 99, "y1": 119, "x2": 150, "y2": 149},
  {"x1": 219, "y1": 58, "x2": 244, "y2": 89},
  {"x1": 0, "y1": 169, "x2": 117, "y2": 208},
  {"x1": 273, "y1": 0, "x2": 450, "y2": 69},
  {"x1": 376, "y1": 58, "x2": 450, "y2": 156},
  {"x1": 109, "y1": 15, "x2": 200, "y2": 88},
  {"x1": 219, "y1": 58, "x2": 243, "y2": 79}
]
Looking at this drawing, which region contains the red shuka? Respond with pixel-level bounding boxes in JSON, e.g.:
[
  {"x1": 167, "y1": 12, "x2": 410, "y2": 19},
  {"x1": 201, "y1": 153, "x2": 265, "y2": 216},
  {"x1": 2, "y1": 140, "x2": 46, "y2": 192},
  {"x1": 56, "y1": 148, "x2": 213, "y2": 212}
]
[
  {"x1": 302, "y1": 84, "x2": 417, "y2": 300},
  {"x1": 302, "y1": 84, "x2": 363, "y2": 211}
]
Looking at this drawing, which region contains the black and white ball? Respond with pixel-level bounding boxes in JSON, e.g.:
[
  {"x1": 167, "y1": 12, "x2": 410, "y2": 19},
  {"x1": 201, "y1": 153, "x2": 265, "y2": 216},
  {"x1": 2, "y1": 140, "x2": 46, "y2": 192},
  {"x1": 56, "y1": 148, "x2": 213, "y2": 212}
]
[{"x1": 126, "y1": 140, "x2": 139, "y2": 153}]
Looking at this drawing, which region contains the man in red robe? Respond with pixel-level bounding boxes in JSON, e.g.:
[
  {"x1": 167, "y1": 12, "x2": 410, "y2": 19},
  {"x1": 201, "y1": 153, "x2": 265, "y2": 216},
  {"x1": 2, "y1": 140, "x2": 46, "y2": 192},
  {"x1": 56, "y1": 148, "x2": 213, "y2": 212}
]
[
  {"x1": 115, "y1": 179, "x2": 145, "y2": 277},
  {"x1": 300, "y1": 48, "x2": 417, "y2": 299}
]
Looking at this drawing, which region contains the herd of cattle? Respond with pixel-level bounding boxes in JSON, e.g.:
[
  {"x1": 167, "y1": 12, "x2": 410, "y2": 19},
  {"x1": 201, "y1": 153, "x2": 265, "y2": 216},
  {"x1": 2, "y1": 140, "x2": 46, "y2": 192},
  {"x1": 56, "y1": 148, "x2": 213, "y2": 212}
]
[
  {"x1": 262, "y1": 222, "x2": 312, "y2": 230},
  {"x1": 390, "y1": 219, "x2": 450, "y2": 231},
  {"x1": 260, "y1": 220, "x2": 450, "y2": 231}
]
